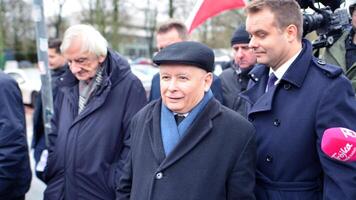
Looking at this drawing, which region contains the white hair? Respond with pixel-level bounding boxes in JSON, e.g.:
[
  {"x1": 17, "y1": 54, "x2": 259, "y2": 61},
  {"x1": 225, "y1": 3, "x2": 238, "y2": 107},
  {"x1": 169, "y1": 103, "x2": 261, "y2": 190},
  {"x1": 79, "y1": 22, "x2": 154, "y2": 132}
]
[{"x1": 60, "y1": 24, "x2": 108, "y2": 57}]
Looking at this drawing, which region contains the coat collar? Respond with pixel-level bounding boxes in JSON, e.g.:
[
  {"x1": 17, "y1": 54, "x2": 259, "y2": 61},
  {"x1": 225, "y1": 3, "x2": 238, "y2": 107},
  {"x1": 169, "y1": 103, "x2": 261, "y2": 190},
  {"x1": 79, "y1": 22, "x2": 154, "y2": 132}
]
[
  {"x1": 147, "y1": 100, "x2": 166, "y2": 164},
  {"x1": 58, "y1": 49, "x2": 131, "y2": 125},
  {"x1": 146, "y1": 99, "x2": 221, "y2": 170},
  {"x1": 240, "y1": 39, "x2": 313, "y2": 114}
]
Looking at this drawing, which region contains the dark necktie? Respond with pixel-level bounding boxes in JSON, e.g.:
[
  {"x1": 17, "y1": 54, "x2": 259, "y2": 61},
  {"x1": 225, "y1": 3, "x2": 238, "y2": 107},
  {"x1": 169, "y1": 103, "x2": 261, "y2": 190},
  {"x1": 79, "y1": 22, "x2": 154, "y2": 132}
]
[
  {"x1": 174, "y1": 115, "x2": 185, "y2": 126},
  {"x1": 266, "y1": 73, "x2": 277, "y2": 92}
]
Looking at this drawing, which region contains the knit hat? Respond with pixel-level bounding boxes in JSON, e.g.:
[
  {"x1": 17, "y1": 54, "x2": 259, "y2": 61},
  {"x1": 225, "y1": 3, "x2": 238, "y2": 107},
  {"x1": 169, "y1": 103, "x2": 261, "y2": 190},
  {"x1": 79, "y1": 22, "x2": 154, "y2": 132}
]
[{"x1": 230, "y1": 24, "x2": 250, "y2": 46}]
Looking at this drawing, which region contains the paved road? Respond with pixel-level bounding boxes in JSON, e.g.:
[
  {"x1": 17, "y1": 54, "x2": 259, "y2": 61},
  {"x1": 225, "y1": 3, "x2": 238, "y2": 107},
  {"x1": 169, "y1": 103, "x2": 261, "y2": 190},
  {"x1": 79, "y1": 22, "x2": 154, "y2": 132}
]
[{"x1": 25, "y1": 106, "x2": 46, "y2": 200}]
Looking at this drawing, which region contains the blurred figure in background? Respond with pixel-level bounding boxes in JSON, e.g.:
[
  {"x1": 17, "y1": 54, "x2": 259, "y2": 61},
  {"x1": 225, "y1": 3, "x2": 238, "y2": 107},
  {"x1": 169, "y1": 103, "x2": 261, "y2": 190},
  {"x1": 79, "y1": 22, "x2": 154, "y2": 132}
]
[
  {"x1": 0, "y1": 72, "x2": 31, "y2": 200},
  {"x1": 43, "y1": 24, "x2": 146, "y2": 200},
  {"x1": 32, "y1": 38, "x2": 67, "y2": 182},
  {"x1": 322, "y1": 0, "x2": 356, "y2": 92},
  {"x1": 220, "y1": 24, "x2": 257, "y2": 116},
  {"x1": 149, "y1": 19, "x2": 224, "y2": 103}
]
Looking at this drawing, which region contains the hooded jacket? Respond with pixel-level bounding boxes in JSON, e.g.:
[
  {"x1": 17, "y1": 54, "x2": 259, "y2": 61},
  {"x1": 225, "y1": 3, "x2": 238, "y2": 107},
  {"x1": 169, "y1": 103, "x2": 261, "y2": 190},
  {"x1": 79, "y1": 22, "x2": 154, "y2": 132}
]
[{"x1": 43, "y1": 49, "x2": 147, "y2": 200}]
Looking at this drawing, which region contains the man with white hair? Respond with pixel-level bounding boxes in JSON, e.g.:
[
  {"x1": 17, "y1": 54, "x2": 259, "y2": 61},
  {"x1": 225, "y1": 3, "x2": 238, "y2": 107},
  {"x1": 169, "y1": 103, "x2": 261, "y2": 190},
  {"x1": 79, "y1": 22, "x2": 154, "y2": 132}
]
[{"x1": 43, "y1": 24, "x2": 147, "y2": 200}]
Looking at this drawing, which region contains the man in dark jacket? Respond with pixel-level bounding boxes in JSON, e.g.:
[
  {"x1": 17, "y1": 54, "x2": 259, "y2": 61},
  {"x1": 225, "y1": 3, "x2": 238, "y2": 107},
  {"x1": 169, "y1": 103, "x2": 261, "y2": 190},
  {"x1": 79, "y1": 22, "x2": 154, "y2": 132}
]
[
  {"x1": 0, "y1": 72, "x2": 31, "y2": 200},
  {"x1": 220, "y1": 24, "x2": 256, "y2": 116},
  {"x1": 149, "y1": 19, "x2": 224, "y2": 103},
  {"x1": 43, "y1": 24, "x2": 147, "y2": 200},
  {"x1": 322, "y1": 0, "x2": 356, "y2": 92},
  {"x1": 117, "y1": 41, "x2": 256, "y2": 200},
  {"x1": 32, "y1": 38, "x2": 67, "y2": 182},
  {"x1": 241, "y1": 0, "x2": 356, "y2": 199}
]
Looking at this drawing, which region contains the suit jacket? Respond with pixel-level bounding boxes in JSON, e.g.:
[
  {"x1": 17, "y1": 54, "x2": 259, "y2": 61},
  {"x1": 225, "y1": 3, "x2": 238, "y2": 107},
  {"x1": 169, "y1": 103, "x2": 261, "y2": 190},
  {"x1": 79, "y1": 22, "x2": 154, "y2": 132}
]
[
  {"x1": 240, "y1": 39, "x2": 356, "y2": 200},
  {"x1": 117, "y1": 98, "x2": 256, "y2": 200}
]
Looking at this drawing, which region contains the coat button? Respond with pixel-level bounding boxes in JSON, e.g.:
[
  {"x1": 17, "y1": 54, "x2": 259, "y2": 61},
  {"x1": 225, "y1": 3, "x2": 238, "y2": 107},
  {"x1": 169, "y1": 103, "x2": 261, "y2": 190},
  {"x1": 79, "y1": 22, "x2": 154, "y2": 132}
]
[
  {"x1": 155, "y1": 172, "x2": 163, "y2": 180},
  {"x1": 266, "y1": 154, "x2": 273, "y2": 163},
  {"x1": 283, "y1": 84, "x2": 291, "y2": 90},
  {"x1": 273, "y1": 119, "x2": 280, "y2": 127},
  {"x1": 317, "y1": 59, "x2": 326, "y2": 65}
]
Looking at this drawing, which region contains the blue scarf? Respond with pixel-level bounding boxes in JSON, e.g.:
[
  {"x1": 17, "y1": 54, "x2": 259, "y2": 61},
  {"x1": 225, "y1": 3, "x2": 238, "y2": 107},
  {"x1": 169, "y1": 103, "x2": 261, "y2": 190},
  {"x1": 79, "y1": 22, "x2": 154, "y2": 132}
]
[{"x1": 161, "y1": 90, "x2": 213, "y2": 156}]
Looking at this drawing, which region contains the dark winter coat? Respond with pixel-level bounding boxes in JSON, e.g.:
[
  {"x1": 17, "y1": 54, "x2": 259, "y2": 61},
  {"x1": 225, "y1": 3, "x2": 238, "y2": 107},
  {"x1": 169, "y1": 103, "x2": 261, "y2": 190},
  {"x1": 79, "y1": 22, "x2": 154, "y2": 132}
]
[
  {"x1": 0, "y1": 72, "x2": 31, "y2": 199},
  {"x1": 43, "y1": 50, "x2": 147, "y2": 200},
  {"x1": 240, "y1": 39, "x2": 356, "y2": 200},
  {"x1": 32, "y1": 66, "x2": 67, "y2": 181},
  {"x1": 219, "y1": 63, "x2": 252, "y2": 117},
  {"x1": 322, "y1": 30, "x2": 356, "y2": 93},
  {"x1": 117, "y1": 98, "x2": 256, "y2": 200}
]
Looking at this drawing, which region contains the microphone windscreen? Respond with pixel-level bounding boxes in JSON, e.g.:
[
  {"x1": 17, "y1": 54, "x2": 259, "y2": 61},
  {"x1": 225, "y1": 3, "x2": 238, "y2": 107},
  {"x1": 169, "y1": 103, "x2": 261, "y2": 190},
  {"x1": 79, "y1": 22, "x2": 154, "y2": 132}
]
[{"x1": 321, "y1": 127, "x2": 356, "y2": 162}]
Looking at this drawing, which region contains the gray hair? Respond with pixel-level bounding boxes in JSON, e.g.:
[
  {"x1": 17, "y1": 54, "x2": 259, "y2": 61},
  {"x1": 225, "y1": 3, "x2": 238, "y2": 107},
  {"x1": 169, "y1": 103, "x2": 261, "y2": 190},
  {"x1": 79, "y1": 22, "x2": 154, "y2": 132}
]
[{"x1": 60, "y1": 24, "x2": 108, "y2": 57}]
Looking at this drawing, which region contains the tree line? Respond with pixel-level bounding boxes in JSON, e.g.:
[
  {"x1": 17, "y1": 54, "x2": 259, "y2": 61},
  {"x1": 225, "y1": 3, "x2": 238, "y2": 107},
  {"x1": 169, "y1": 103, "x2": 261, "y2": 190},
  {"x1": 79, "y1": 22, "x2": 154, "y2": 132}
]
[{"x1": 0, "y1": 0, "x2": 245, "y2": 68}]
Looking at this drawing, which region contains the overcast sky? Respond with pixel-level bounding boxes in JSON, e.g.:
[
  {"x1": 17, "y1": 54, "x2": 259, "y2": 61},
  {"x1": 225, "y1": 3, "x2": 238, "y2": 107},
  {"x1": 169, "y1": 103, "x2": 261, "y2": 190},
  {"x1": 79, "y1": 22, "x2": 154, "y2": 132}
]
[{"x1": 39, "y1": 0, "x2": 169, "y2": 17}]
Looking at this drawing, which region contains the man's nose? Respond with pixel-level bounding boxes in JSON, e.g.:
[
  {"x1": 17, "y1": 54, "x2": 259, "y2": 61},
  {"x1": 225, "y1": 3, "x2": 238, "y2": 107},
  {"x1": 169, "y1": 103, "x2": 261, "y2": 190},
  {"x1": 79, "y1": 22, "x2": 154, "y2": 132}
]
[
  {"x1": 69, "y1": 62, "x2": 82, "y2": 73},
  {"x1": 167, "y1": 79, "x2": 178, "y2": 91},
  {"x1": 236, "y1": 49, "x2": 244, "y2": 59},
  {"x1": 248, "y1": 37, "x2": 257, "y2": 50}
]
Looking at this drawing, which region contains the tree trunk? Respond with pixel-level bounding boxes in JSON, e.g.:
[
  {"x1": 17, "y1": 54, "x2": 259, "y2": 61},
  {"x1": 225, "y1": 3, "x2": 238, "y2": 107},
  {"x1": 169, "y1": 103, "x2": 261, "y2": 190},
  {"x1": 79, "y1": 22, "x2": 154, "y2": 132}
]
[
  {"x1": 169, "y1": 0, "x2": 174, "y2": 18},
  {"x1": 55, "y1": 0, "x2": 66, "y2": 38}
]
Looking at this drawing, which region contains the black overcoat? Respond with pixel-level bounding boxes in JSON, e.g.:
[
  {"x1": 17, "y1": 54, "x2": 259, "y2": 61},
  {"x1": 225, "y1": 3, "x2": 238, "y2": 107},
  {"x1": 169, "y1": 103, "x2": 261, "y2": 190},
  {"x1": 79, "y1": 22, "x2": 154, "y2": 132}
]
[{"x1": 117, "y1": 98, "x2": 256, "y2": 200}]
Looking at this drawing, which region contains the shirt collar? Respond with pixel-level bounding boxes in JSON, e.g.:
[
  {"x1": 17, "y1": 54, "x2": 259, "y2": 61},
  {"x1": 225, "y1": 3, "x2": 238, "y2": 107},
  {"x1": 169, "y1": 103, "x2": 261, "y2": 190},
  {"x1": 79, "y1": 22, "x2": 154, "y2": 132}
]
[
  {"x1": 173, "y1": 112, "x2": 189, "y2": 117},
  {"x1": 269, "y1": 49, "x2": 302, "y2": 85}
]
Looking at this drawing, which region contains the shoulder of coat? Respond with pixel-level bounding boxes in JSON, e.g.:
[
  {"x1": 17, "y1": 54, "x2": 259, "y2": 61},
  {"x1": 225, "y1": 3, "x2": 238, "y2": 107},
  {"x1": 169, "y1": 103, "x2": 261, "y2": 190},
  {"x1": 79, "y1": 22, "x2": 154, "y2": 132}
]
[{"x1": 312, "y1": 57, "x2": 343, "y2": 78}]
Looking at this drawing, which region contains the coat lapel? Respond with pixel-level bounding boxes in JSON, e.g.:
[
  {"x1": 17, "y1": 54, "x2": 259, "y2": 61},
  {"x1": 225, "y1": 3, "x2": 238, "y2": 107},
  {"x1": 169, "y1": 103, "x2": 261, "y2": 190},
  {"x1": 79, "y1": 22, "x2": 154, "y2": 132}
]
[
  {"x1": 241, "y1": 40, "x2": 313, "y2": 116},
  {"x1": 158, "y1": 99, "x2": 220, "y2": 171},
  {"x1": 240, "y1": 65, "x2": 274, "y2": 114},
  {"x1": 147, "y1": 101, "x2": 167, "y2": 164},
  {"x1": 248, "y1": 87, "x2": 276, "y2": 114}
]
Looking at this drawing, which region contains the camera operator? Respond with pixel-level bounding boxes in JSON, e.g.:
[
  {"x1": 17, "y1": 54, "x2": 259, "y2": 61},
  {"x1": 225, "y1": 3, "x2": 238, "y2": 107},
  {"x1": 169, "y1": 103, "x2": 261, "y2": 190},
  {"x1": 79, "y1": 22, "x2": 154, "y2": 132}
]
[{"x1": 322, "y1": 0, "x2": 356, "y2": 92}]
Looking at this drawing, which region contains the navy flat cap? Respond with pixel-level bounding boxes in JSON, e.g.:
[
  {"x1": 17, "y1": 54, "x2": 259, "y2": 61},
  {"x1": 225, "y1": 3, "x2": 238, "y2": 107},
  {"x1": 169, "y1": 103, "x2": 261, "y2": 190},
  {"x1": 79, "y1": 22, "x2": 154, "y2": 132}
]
[{"x1": 153, "y1": 41, "x2": 215, "y2": 72}]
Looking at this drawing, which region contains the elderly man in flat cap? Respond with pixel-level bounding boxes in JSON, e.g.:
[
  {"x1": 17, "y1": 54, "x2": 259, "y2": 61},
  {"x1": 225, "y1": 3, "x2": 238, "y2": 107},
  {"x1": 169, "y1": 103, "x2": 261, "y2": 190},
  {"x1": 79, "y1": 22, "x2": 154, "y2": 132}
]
[{"x1": 116, "y1": 41, "x2": 256, "y2": 200}]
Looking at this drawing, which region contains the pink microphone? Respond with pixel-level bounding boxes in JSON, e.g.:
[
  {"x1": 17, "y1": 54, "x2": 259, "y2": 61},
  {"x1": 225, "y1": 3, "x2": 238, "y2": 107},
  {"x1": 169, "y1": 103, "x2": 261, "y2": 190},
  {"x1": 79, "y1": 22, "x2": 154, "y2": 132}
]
[{"x1": 321, "y1": 127, "x2": 356, "y2": 162}]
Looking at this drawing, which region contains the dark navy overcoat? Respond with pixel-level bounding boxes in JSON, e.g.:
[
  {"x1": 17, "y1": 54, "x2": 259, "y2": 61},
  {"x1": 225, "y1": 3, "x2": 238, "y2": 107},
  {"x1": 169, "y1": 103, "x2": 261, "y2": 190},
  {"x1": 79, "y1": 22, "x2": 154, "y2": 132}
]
[
  {"x1": 240, "y1": 40, "x2": 356, "y2": 200},
  {"x1": 0, "y1": 72, "x2": 31, "y2": 199},
  {"x1": 43, "y1": 50, "x2": 147, "y2": 200}
]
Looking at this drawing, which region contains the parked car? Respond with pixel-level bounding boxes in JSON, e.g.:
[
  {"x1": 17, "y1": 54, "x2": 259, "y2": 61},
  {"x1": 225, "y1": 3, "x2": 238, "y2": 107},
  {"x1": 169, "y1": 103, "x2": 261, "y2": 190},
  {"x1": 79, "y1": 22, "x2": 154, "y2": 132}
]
[
  {"x1": 213, "y1": 49, "x2": 232, "y2": 75},
  {"x1": 4, "y1": 68, "x2": 41, "y2": 107},
  {"x1": 130, "y1": 64, "x2": 158, "y2": 97}
]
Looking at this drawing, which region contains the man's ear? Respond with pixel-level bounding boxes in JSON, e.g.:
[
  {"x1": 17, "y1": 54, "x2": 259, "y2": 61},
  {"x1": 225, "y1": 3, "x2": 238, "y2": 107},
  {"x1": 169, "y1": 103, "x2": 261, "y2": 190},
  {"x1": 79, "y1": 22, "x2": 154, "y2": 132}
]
[
  {"x1": 204, "y1": 72, "x2": 213, "y2": 92},
  {"x1": 285, "y1": 24, "x2": 298, "y2": 42},
  {"x1": 98, "y1": 55, "x2": 106, "y2": 63}
]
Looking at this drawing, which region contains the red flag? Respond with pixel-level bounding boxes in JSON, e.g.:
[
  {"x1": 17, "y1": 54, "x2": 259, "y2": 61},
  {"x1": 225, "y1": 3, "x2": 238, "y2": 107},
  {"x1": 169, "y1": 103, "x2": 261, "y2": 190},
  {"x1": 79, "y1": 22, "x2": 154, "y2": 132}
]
[{"x1": 186, "y1": 0, "x2": 246, "y2": 33}]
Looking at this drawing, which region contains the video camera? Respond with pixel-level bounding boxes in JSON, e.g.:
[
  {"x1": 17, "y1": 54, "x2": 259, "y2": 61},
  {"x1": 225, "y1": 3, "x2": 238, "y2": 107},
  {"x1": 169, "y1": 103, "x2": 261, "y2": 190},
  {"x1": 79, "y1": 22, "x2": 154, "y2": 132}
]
[{"x1": 298, "y1": 0, "x2": 350, "y2": 49}]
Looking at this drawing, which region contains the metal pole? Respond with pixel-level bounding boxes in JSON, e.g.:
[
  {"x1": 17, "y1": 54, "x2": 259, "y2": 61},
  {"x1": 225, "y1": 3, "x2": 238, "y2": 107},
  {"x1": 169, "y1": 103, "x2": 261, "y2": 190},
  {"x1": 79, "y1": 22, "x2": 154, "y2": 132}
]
[{"x1": 33, "y1": 0, "x2": 54, "y2": 147}]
